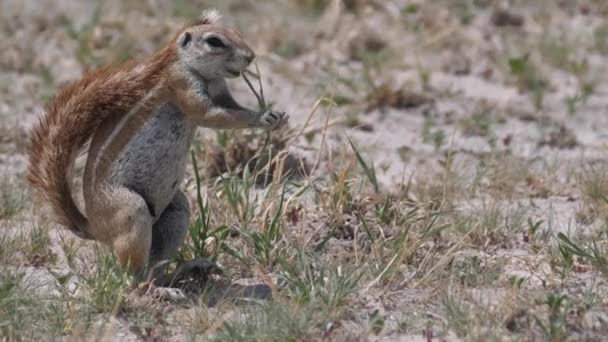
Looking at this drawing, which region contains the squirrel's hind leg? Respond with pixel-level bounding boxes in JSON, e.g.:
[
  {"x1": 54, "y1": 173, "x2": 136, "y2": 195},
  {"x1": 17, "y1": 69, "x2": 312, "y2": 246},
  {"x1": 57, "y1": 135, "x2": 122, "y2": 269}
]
[
  {"x1": 148, "y1": 190, "x2": 190, "y2": 281},
  {"x1": 147, "y1": 190, "x2": 223, "y2": 288},
  {"x1": 93, "y1": 186, "x2": 154, "y2": 279}
]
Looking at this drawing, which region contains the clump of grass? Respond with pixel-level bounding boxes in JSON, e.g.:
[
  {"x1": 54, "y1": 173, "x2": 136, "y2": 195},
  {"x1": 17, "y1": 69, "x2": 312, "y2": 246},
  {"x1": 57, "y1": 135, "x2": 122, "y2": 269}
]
[
  {"x1": 451, "y1": 253, "x2": 501, "y2": 287},
  {"x1": 594, "y1": 24, "x2": 608, "y2": 54},
  {"x1": 577, "y1": 163, "x2": 608, "y2": 223},
  {"x1": 442, "y1": 294, "x2": 472, "y2": 338},
  {"x1": 295, "y1": 0, "x2": 329, "y2": 16},
  {"x1": 410, "y1": 153, "x2": 462, "y2": 211},
  {"x1": 243, "y1": 187, "x2": 286, "y2": 268},
  {"x1": 59, "y1": 5, "x2": 102, "y2": 67},
  {"x1": 278, "y1": 249, "x2": 362, "y2": 315},
  {"x1": 539, "y1": 35, "x2": 576, "y2": 72},
  {"x1": 460, "y1": 111, "x2": 493, "y2": 137},
  {"x1": 508, "y1": 55, "x2": 548, "y2": 110},
  {"x1": 533, "y1": 293, "x2": 571, "y2": 341},
  {"x1": 295, "y1": 0, "x2": 363, "y2": 16},
  {"x1": 24, "y1": 224, "x2": 56, "y2": 266},
  {"x1": 348, "y1": 138, "x2": 379, "y2": 193},
  {"x1": 474, "y1": 153, "x2": 533, "y2": 199},
  {"x1": 173, "y1": 0, "x2": 202, "y2": 19},
  {"x1": 450, "y1": 202, "x2": 527, "y2": 249},
  {"x1": 0, "y1": 272, "x2": 41, "y2": 338},
  {"x1": 178, "y1": 152, "x2": 231, "y2": 264},
  {"x1": 556, "y1": 233, "x2": 608, "y2": 279},
  {"x1": 422, "y1": 117, "x2": 446, "y2": 151},
  {"x1": 57, "y1": 232, "x2": 81, "y2": 270},
  {"x1": 564, "y1": 82, "x2": 594, "y2": 115},
  {"x1": 213, "y1": 301, "x2": 316, "y2": 341},
  {"x1": 81, "y1": 247, "x2": 131, "y2": 314},
  {"x1": 0, "y1": 233, "x2": 18, "y2": 265},
  {"x1": 212, "y1": 251, "x2": 362, "y2": 340},
  {"x1": 0, "y1": 177, "x2": 25, "y2": 219},
  {"x1": 0, "y1": 223, "x2": 55, "y2": 267},
  {"x1": 0, "y1": 271, "x2": 84, "y2": 339}
]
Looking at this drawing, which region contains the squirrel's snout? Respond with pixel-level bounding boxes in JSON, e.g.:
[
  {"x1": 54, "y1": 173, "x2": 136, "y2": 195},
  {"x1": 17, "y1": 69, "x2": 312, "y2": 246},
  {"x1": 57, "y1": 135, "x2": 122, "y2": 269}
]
[{"x1": 244, "y1": 51, "x2": 255, "y2": 64}]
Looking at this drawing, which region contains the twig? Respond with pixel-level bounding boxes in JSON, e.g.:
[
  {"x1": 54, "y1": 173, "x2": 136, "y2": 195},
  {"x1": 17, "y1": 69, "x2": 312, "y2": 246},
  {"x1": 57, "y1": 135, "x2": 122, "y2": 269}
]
[
  {"x1": 242, "y1": 69, "x2": 265, "y2": 110},
  {"x1": 361, "y1": 253, "x2": 399, "y2": 294},
  {"x1": 241, "y1": 62, "x2": 271, "y2": 154}
]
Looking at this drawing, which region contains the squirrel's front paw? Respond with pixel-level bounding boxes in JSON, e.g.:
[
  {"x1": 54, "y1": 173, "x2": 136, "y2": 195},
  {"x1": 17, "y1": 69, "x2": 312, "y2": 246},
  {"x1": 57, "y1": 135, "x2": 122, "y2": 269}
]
[{"x1": 260, "y1": 110, "x2": 288, "y2": 130}]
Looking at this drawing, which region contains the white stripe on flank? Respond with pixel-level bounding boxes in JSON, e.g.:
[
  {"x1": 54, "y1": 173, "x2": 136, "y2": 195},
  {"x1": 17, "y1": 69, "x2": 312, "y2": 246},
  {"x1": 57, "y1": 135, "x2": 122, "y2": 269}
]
[{"x1": 92, "y1": 82, "x2": 164, "y2": 184}]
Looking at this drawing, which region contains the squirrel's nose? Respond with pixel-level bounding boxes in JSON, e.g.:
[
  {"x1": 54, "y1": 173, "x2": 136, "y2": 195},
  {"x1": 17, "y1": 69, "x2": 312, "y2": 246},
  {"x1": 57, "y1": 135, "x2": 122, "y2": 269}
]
[{"x1": 245, "y1": 51, "x2": 255, "y2": 64}]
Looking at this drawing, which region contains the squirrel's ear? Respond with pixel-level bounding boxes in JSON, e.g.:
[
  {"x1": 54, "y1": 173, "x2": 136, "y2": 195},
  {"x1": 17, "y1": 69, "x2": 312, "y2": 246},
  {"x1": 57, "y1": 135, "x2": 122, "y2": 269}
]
[{"x1": 178, "y1": 31, "x2": 192, "y2": 48}]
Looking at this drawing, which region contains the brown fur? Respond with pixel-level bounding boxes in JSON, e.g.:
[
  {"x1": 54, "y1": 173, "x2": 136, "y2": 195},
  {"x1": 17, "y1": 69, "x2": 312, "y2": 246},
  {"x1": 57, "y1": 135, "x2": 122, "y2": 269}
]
[
  {"x1": 26, "y1": 13, "x2": 213, "y2": 239},
  {"x1": 28, "y1": 50, "x2": 174, "y2": 238}
]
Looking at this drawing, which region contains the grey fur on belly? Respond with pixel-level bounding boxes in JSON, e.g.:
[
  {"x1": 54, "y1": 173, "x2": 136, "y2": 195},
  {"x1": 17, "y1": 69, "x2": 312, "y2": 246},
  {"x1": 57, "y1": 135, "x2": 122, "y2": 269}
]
[{"x1": 110, "y1": 103, "x2": 195, "y2": 219}]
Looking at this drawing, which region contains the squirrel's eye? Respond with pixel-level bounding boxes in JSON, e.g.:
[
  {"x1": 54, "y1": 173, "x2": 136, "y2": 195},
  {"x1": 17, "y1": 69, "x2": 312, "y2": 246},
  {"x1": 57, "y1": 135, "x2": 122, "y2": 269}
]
[{"x1": 205, "y1": 37, "x2": 226, "y2": 48}]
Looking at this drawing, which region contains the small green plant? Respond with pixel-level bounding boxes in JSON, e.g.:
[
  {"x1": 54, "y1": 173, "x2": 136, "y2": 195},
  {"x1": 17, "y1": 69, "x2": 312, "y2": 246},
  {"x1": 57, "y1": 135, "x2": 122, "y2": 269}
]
[
  {"x1": 449, "y1": 0, "x2": 475, "y2": 24},
  {"x1": 0, "y1": 271, "x2": 70, "y2": 338},
  {"x1": 551, "y1": 236, "x2": 575, "y2": 284},
  {"x1": 348, "y1": 138, "x2": 379, "y2": 193},
  {"x1": 540, "y1": 36, "x2": 574, "y2": 71},
  {"x1": 245, "y1": 187, "x2": 286, "y2": 267},
  {"x1": 180, "y1": 151, "x2": 231, "y2": 263},
  {"x1": 442, "y1": 294, "x2": 470, "y2": 337},
  {"x1": 217, "y1": 168, "x2": 256, "y2": 226},
  {"x1": 82, "y1": 247, "x2": 130, "y2": 314},
  {"x1": 296, "y1": 0, "x2": 331, "y2": 16},
  {"x1": 0, "y1": 272, "x2": 36, "y2": 338},
  {"x1": 594, "y1": 24, "x2": 608, "y2": 54},
  {"x1": 402, "y1": 4, "x2": 419, "y2": 14},
  {"x1": 508, "y1": 55, "x2": 547, "y2": 110},
  {"x1": 368, "y1": 309, "x2": 385, "y2": 335},
  {"x1": 422, "y1": 117, "x2": 446, "y2": 151},
  {"x1": 60, "y1": 5, "x2": 102, "y2": 66},
  {"x1": 322, "y1": 169, "x2": 355, "y2": 217},
  {"x1": 172, "y1": 0, "x2": 201, "y2": 18},
  {"x1": 57, "y1": 233, "x2": 80, "y2": 269},
  {"x1": 557, "y1": 233, "x2": 608, "y2": 278},
  {"x1": 454, "y1": 255, "x2": 483, "y2": 286},
  {"x1": 278, "y1": 249, "x2": 362, "y2": 316},
  {"x1": 417, "y1": 66, "x2": 432, "y2": 91},
  {"x1": 534, "y1": 293, "x2": 569, "y2": 341},
  {"x1": 452, "y1": 203, "x2": 526, "y2": 248},
  {"x1": 0, "y1": 178, "x2": 24, "y2": 219},
  {"x1": 214, "y1": 301, "x2": 313, "y2": 341},
  {"x1": 17, "y1": 224, "x2": 56, "y2": 267},
  {"x1": 508, "y1": 276, "x2": 526, "y2": 289},
  {"x1": 374, "y1": 194, "x2": 396, "y2": 225},
  {"x1": 461, "y1": 111, "x2": 492, "y2": 137},
  {"x1": 578, "y1": 163, "x2": 608, "y2": 221},
  {"x1": 564, "y1": 85, "x2": 593, "y2": 115}
]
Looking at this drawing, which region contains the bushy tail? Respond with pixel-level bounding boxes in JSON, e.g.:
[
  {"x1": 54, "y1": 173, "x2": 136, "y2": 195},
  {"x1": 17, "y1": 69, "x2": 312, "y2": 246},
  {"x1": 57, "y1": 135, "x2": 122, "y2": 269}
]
[
  {"x1": 27, "y1": 75, "x2": 102, "y2": 239},
  {"x1": 27, "y1": 49, "x2": 174, "y2": 239}
]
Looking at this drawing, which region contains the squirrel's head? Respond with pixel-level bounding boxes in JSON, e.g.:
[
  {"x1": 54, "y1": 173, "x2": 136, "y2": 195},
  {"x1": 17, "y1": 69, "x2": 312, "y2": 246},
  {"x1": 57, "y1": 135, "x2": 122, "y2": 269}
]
[{"x1": 176, "y1": 10, "x2": 255, "y2": 80}]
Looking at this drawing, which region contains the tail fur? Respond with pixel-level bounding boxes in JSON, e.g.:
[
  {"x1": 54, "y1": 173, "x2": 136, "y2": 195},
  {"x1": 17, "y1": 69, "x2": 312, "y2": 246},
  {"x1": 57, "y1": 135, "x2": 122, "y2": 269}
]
[{"x1": 27, "y1": 47, "x2": 175, "y2": 239}]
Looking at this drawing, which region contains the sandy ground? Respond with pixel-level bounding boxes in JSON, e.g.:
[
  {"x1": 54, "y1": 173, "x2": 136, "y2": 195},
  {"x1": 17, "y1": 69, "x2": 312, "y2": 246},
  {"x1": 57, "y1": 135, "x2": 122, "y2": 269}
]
[{"x1": 2, "y1": 0, "x2": 608, "y2": 340}]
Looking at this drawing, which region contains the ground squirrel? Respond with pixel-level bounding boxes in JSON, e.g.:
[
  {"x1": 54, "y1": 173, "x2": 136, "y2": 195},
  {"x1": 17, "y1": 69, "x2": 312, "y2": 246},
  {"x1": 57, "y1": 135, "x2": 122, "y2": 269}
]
[{"x1": 27, "y1": 10, "x2": 288, "y2": 284}]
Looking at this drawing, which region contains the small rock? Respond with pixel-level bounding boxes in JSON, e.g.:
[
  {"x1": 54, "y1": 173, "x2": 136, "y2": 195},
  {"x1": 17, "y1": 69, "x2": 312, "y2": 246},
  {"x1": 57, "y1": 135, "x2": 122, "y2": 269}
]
[
  {"x1": 357, "y1": 123, "x2": 374, "y2": 132},
  {"x1": 349, "y1": 30, "x2": 387, "y2": 61},
  {"x1": 538, "y1": 125, "x2": 578, "y2": 149},
  {"x1": 153, "y1": 287, "x2": 187, "y2": 303},
  {"x1": 366, "y1": 84, "x2": 433, "y2": 112},
  {"x1": 492, "y1": 9, "x2": 524, "y2": 27}
]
